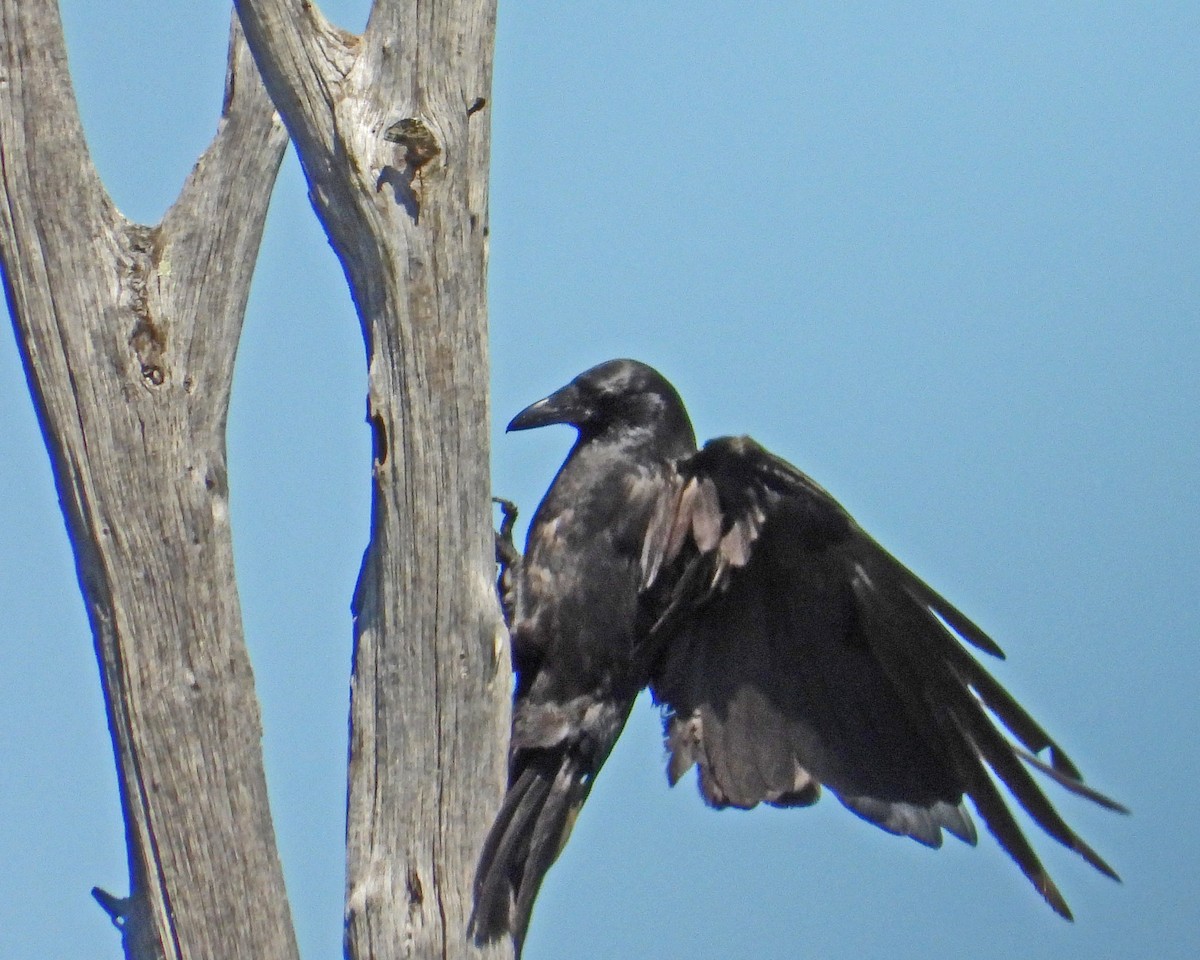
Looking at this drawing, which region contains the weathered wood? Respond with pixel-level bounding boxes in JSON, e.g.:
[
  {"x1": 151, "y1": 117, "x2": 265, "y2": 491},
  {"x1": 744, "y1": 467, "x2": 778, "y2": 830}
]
[
  {"x1": 0, "y1": 6, "x2": 294, "y2": 959},
  {"x1": 234, "y1": 2, "x2": 511, "y2": 957}
]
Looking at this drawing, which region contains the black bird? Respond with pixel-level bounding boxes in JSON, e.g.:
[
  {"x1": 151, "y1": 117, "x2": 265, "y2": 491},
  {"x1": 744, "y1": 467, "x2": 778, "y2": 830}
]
[{"x1": 471, "y1": 358, "x2": 1123, "y2": 955}]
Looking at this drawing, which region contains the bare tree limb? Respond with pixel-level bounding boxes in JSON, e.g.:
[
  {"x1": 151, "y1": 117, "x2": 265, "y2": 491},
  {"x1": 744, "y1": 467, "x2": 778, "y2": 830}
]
[
  {"x1": 0, "y1": 6, "x2": 294, "y2": 959},
  {"x1": 234, "y1": 1, "x2": 511, "y2": 957}
]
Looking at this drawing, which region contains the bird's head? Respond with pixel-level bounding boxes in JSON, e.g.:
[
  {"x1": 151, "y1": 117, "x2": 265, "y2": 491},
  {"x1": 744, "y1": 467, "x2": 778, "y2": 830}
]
[{"x1": 508, "y1": 359, "x2": 695, "y2": 449}]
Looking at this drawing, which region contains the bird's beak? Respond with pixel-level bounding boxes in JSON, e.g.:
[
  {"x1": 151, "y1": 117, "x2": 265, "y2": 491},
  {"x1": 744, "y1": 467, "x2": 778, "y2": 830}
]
[{"x1": 507, "y1": 383, "x2": 586, "y2": 432}]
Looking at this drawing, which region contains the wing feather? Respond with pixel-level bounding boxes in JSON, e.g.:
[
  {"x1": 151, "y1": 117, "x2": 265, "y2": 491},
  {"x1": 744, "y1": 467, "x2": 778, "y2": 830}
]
[{"x1": 645, "y1": 434, "x2": 1121, "y2": 917}]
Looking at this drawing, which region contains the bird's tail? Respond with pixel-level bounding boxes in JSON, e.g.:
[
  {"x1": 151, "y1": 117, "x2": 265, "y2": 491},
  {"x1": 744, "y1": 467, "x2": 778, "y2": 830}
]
[{"x1": 469, "y1": 746, "x2": 593, "y2": 956}]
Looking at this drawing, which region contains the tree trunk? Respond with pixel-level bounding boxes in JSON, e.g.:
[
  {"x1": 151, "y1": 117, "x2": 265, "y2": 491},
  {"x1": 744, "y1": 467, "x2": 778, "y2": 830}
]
[
  {"x1": 0, "y1": 6, "x2": 294, "y2": 959},
  {"x1": 4, "y1": 0, "x2": 508, "y2": 955},
  {"x1": 233, "y1": 2, "x2": 511, "y2": 958}
]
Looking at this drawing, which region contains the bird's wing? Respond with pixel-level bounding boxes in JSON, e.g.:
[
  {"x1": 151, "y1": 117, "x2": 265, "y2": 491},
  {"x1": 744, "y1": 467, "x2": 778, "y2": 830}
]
[{"x1": 643, "y1": 436, "x2": 1123, "y2": 919}]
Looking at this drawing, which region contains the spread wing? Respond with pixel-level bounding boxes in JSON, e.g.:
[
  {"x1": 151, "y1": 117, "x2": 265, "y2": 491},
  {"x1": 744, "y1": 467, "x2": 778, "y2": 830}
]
[{"x1": 643, "y1": 436, "x2": 1124, "y2": 919}]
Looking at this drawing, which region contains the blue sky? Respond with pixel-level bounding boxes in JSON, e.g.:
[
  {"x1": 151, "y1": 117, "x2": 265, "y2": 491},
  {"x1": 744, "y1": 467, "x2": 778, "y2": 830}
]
[{"x1": 2, "y1": 2, "x2": 1196, "y2": 958}]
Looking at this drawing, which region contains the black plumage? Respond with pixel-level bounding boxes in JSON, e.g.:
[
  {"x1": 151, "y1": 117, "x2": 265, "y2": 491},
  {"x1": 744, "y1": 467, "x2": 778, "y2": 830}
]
[{"x1": 470, "y1": 359, "x2": 1123, "y2": 955}]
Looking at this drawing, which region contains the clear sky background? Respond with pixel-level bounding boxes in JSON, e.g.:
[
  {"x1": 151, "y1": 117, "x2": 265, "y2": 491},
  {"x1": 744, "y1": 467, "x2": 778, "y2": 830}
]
[{"x1": 1, "y1": 2, "x2": 1195, "y2": 958}]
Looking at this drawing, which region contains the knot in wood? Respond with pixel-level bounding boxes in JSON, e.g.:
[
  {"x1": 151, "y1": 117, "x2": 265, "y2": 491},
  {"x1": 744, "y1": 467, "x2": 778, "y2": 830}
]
[
  {"x1": 404, "y1": 867, "x2": 423, "y2": 906},
  {"x1": 384, "y1": 117, "x2": 441, "y2": 171},
  {"x1": 129, "y1": 314, "x2": 168, "y2": 387}
]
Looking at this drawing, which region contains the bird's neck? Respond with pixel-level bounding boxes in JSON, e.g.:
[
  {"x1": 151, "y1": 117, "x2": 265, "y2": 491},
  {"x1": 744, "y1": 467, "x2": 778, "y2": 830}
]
[{"x1": 577, "y1": 417, "x2": 696, "y2": 464}]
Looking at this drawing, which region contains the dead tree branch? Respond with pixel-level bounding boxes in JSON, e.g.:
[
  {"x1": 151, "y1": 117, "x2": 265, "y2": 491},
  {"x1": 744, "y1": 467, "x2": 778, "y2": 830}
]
[
  {"x1": 0, "y1": 6, "x2": 293, "y2": 958},
  {"x1": 233, "y1": 1, "x2": 510, "y2": 958}
]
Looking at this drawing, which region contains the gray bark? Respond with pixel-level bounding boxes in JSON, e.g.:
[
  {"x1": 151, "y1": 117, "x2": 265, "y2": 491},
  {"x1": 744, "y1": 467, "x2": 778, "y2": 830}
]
[
  {"x1": 232, "y1": 2, "x2": 511, "y2": 958},
  {"x1": 0, "y1": 6, "x2": 294, "y2": 960}
]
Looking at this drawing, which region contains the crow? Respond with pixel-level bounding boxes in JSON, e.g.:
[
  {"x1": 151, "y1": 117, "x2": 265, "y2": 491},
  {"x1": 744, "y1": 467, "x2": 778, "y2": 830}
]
[{"x1": 470, "y1": 358, "x2": 1124, "y2": 955}]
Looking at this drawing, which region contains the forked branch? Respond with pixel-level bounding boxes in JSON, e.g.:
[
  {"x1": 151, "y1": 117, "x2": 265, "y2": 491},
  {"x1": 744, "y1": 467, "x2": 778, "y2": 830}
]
[{"x1": 1, "y1": 7, "x2": 292, "y2": 959}]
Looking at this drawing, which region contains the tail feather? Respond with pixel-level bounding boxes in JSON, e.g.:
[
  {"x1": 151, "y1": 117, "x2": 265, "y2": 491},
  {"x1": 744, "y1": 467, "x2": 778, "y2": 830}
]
[
  {"x1": 470, "y1": 764, "x2": 554, "y2": 946},
  {"x1": 469, "y1": 749, "x2": 588, "y2": 956}
]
